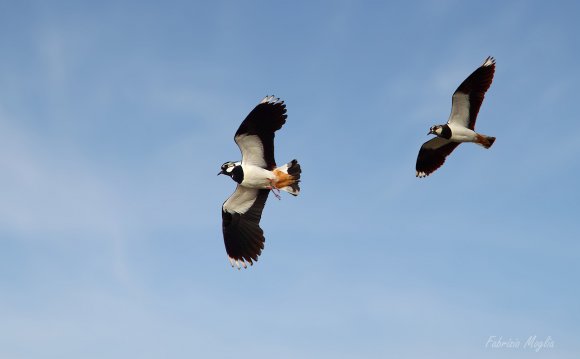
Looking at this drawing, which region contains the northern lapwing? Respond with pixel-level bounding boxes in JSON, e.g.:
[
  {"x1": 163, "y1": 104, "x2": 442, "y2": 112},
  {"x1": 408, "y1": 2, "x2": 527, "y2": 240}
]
[
  {"x1": 218, "y1": 96, "x2": 301, "y2": 269},
  {"x1": 416, "y1": 56, "x2": 496, "y2": 178}
]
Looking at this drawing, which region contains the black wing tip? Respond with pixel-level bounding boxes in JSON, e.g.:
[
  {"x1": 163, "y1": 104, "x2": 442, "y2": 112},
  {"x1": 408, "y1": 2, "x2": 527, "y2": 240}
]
[
  {"x1": 416, "y1": 170, "x2": 431, "y2": 178},
  {"x1": 224, "y1": 237, "x2": 265, "y2": 270},
  {"x1": 226, "y1": 239, "x2": 264, "y2": 269},
  {"x1": 260, "y1": 95, "x2": 287, "y2": 116},
  {"x1": 483, "y1": 56, "x2": 496, "y2": 67},
  {"x1": 415, "y1": 140, "x2": 460, "y2": 179},
  {"x1": 260, "y1": 95, "x2": 285, "y2": 106},
  {"x1": 234, "y1": 95, "x2": 288, "y2": 140},
  {"x1": 228, "y1": 255, "x2": 256, "y2": 269},
  {"x1": 222, "y1": 190, "x2": 268, "y2": 270},
  {"x1": 415, "y1": 163, "x2": 440, "y2": 178}
]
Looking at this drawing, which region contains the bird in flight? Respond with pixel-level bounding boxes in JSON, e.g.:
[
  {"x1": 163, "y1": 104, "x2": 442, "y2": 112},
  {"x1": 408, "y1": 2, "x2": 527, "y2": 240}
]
[
  {"x1": 218, "y1": 95, "x2": 301, "y2": 269},
  {"x1": 416, "y1": 56, "x2": 497, "y2": 178}
]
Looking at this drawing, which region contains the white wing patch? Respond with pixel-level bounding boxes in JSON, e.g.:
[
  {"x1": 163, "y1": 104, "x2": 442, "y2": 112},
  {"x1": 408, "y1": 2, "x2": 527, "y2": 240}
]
[
  {"x1": 448, "y1": 92, "x2": 470, "y2": 128},
  {"x1": 223, "y1": 186, "x2": 259, "y2": 215},
  {"x1": 235, "y1": 134, "x2": 267, "y2": 168}
]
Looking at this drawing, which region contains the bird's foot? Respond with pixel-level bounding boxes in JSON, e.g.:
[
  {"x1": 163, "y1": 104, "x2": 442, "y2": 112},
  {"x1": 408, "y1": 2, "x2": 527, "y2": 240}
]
[
  {"x1": 267, "y1": 180, "x2": 282, "y2": 200},
  {"x1": 271, "y1": 188, "x2": 281, "y2": 200}
]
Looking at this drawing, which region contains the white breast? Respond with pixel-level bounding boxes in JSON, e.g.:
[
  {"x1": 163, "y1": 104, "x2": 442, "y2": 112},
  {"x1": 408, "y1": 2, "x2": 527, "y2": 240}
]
[
  {"x1": 448, "y1": 123, "x2": 477, "y2": 142},
  {"x1": 241, "y1": 164, "x2": 275, "y2": 189}
]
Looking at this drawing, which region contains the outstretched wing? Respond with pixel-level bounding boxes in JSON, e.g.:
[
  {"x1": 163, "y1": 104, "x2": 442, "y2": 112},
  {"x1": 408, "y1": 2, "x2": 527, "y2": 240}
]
[
  {"x1": 234, "y1": 96, "x2": 287, "y2": 169},
  {"x1": 448, "y1": 57, "x2": 495, "y2": 130},
  {"x1": 222, "y1": 186, "x2": 270, "y2": 269},
  {"x1": 416, "y1": 137, "x2": 460, "y2": 178}
]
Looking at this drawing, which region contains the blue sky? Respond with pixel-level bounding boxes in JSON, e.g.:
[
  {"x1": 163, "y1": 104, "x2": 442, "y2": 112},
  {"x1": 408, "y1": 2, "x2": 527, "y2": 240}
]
[{"x1": 1, "y1": 1, "x2": 579, "y2": 358}]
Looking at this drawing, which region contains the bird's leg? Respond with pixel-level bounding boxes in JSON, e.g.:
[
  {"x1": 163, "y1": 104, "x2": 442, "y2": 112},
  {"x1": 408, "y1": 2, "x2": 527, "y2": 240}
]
[{"x1": 267, "y1": 179, "x2": 282, "y2": 200}]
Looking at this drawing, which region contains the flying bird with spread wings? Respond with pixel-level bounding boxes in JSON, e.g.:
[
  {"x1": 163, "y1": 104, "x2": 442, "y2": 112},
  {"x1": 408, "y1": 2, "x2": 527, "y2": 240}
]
[
  {"x1": 218, "y1": 96, "x2": 301, "y2": 269},
  {"x1": 416, "y1": 56, "x2": 497, "y2": 178}
]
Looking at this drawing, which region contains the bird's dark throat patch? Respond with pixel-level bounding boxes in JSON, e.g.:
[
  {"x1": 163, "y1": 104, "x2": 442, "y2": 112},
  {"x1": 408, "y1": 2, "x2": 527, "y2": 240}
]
[
  {"x1": 440, "y1": 124, "x2": 452, "y2": 139},
  {"x1": 231, "y1": 165, "x2": 244, "y2": 184}
]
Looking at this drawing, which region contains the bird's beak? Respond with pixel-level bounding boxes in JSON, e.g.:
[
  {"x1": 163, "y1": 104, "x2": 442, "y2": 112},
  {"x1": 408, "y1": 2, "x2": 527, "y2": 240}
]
[{"x1": 217, "y1": 170, "x2": 224, "y2": 176}]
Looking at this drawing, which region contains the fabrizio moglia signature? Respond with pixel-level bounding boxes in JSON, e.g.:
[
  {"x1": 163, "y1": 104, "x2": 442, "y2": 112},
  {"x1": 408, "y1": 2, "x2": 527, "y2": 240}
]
[{"x1": 485, "y1": 335, "x2": 554, "y2": 352}]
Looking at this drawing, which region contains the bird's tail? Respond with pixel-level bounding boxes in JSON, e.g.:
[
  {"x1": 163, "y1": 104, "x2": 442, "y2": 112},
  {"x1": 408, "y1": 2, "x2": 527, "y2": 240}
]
[
  {"x1": 273, "y1": 159, "x2": 301, "y2": 196},
  {"x1": 476, "y1": 134, "x2": 496, "y2": 149}
]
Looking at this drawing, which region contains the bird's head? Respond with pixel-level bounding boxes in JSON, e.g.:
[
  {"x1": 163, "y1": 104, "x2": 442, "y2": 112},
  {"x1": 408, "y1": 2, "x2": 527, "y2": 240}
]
[
  {"x1": 218, "y1": 161, "x2": 243, "y2": 183},
  {"x1": 218, "y1": 161, "x2": 239, "y2": 176},
  {"x1": 428, "y1": 125, "x2": 443, "y2": 136}
]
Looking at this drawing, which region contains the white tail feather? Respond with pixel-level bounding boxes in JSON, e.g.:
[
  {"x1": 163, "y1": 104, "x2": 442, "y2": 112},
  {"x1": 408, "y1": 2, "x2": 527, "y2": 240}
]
[{"x1": 273, "y1": 160, "x2": 301, "y2": 196}]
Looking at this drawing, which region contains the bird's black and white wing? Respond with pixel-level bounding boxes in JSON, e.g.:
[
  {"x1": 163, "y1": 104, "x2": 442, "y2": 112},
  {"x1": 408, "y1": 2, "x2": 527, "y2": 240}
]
[
  {"x1": 448, "y1": 57, "x2": 495, "y2": 130},
  {"x1": 234, "y1": 96, "x2": 287, "y2": 169},
  {"x1": 416, "y1": 137, "x2": 460, "y2": 178},
  {"x1": 222, "y1": 186, "x2": 270, "y2": 269}
]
